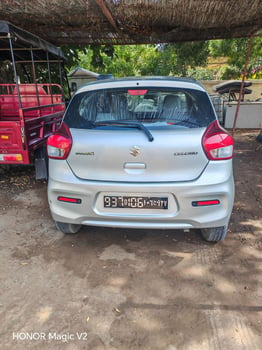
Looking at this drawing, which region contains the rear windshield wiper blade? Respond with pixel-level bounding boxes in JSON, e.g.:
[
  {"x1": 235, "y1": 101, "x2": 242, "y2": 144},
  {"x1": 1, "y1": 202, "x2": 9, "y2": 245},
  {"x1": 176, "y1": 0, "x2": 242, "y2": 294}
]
[{"x1": 94, "y1": 120, "x2": 154, "y2": 142}]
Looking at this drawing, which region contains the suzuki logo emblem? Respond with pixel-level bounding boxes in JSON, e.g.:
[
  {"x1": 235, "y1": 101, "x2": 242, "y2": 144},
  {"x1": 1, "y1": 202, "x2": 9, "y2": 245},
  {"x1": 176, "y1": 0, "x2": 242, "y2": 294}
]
[{"x1": 130, "y1": 146, "x2": 141, "y2": 157}]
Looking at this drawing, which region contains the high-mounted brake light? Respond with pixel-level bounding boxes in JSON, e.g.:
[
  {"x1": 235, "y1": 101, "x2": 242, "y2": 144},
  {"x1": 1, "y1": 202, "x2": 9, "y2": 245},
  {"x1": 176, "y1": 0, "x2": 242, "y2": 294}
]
[
  {"x1": 128, "y1": 89, "x2": 148, "y2": 96},
  {"x1": 47, "y1": 123, "x2": 72, "y2": 160},
  {"x1": 202, "y1": 121, "x2": 234, "y2": 160}
]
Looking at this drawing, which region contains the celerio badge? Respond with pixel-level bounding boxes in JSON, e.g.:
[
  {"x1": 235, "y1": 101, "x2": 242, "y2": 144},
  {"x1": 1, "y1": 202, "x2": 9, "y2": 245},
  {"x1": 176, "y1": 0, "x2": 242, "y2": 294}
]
[{"x1": 173, "y1": 152, "x2": 198, "y2": 156}]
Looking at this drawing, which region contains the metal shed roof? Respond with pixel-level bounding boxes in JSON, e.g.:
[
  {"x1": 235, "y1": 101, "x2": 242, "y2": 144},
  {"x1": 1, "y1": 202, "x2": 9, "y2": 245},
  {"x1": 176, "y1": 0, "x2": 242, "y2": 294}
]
[{"x1": 0, "y1": 0, "x2": 261, "y2": 46}]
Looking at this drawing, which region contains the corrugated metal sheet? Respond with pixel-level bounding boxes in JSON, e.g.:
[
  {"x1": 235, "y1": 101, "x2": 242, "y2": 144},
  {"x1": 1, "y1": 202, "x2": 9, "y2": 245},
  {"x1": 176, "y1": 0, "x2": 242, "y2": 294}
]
[{"x1": 0, "y1": 0, "x2": 261, "y2": 45}]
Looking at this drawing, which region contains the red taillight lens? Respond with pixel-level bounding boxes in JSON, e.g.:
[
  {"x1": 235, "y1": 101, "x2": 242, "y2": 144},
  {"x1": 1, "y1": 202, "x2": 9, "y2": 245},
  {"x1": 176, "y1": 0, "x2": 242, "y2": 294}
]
[
  {"x1": 0, "y1": 153, "x2": 23, "y2": 162},
  {"x1": 202, "y1": 121, "x2": 234, "y2": 160},
  {"x1": 47, "y1": 122, "x2": 72, "y2": 159}
]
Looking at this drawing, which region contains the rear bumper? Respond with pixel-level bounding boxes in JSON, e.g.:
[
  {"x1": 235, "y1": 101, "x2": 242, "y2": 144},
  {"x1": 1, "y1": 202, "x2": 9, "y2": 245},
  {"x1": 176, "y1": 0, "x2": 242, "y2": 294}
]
[{"x1": 48, "y1": 159, "x2": 234, "y2": 230}]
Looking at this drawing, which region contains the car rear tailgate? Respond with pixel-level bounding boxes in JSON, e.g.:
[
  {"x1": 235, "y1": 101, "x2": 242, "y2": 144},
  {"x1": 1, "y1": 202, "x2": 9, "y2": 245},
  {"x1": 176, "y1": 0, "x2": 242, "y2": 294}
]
[{"x1": 66, "y1": 126, "x2": 208, "y2": 182}]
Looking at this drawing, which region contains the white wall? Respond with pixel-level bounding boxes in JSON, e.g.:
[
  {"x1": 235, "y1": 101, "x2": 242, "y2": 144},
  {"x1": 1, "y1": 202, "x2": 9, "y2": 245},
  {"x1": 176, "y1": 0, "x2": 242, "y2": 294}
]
[{"x1": 225, "y1": 102, "x2": 262, "y2": 128}]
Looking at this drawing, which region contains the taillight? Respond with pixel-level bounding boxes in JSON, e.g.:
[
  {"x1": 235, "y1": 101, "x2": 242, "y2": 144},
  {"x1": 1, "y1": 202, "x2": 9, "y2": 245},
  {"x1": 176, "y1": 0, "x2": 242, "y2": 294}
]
[
  {"x1": 47, "y1": 122, "x2": 72, "y2": 159},
  {"x1": 0, "y1": 153, "x2": 23, "y2": 162},
  {"x1": 202, "y1": 121, "x2": 234, "y2": 160}
]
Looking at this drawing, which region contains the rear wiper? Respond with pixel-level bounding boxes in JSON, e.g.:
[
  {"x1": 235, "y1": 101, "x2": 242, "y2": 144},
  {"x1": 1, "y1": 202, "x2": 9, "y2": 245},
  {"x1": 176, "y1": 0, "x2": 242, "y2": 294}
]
[{"x1": 94, "y1": 120, "x2": 154, "y2": 142}]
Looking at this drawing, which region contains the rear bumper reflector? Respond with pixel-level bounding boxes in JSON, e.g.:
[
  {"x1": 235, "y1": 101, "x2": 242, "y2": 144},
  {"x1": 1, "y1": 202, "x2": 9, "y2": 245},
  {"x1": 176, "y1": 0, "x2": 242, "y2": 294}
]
[
  {"x1": 192, "y1": 200, "x2": 220, "y2": 207},
  {"x1": 57, "y1": 196, "x2": 82, "y2": 204}
]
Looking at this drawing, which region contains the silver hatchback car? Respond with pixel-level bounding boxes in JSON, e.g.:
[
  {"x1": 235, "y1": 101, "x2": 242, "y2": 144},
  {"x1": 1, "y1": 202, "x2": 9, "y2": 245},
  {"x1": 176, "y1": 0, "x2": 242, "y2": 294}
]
[{"x1": 47, "y1": 77, "x2": 234, "y2": 241}]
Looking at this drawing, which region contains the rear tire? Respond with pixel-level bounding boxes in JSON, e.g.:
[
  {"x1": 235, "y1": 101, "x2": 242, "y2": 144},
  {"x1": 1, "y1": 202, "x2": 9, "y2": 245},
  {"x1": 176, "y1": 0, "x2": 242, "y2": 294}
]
[
  {"x1": 55, "y1": 221, "x2": 82, "y2": 234},
  {"x1": 201, "y1": 225, "x2": 228, "y2": 242}
]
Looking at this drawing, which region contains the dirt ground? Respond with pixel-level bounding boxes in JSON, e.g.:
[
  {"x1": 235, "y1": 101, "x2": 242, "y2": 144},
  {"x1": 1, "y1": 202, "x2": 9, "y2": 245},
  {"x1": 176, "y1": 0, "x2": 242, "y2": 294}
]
[{"x1": 0, "y1": 129, "x2": 261, "y2": 350}]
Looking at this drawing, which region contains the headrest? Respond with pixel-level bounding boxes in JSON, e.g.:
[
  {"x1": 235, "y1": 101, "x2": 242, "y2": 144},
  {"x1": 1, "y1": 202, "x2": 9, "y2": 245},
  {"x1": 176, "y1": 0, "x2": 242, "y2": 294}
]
[{"x1": 163, "y1": 95, "x2": 180, "y2": 109}]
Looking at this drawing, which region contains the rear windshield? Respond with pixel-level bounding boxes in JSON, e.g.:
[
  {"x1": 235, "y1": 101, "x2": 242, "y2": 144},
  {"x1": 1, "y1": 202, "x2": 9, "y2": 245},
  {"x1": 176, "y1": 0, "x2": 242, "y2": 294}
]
[{"x1": 64, "y1": 87, "x2": 216, "y2": 128}]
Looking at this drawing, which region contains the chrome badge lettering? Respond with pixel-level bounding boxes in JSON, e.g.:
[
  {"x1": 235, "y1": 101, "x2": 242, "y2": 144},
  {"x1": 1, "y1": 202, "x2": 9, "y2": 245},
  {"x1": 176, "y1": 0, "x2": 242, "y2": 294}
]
[
  {"x1": 173, "y1": 152, "x2": 198, "y2": 156},
  {"x1": 75, "y1": 152, "x2": 95, "y2": 156}
]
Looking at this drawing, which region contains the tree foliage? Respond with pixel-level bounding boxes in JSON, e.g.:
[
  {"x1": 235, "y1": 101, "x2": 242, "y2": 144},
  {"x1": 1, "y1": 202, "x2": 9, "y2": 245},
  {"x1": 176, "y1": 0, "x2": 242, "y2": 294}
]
[
  {"x1": 63, "y1": 41, "x2": 209, "y2": 77},
  {"x1": 62, "y1": 35, "x2": 261, "y2": 80},
  {"x1": 209, "y1": 35, "x2": 262, "y2": 78}
]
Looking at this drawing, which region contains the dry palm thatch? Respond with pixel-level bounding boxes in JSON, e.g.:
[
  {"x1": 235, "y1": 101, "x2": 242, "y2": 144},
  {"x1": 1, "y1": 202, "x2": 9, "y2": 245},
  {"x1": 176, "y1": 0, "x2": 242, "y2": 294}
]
[{"x1": 0, "y1": 0, "x2": 261, "y2": 45}]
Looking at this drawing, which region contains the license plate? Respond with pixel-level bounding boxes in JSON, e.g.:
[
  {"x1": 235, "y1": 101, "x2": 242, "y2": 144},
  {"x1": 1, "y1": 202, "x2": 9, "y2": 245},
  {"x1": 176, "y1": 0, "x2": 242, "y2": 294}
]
[{"x1": 104, "y1": 195, "x2": 168, "y2": 209}]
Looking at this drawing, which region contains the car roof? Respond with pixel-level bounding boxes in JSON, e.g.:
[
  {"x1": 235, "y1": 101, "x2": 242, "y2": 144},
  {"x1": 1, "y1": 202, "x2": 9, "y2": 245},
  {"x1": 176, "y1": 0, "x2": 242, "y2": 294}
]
[{"x1": 76, "y1": 76, "x2": 206, "y2": 94}]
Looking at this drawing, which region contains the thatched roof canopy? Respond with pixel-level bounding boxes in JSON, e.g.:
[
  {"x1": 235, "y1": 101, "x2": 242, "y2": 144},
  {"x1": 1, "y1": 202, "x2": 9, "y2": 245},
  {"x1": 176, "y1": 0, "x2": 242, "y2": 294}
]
[{"x1": 0, "y1": 0, "x2": 261, "y2": 46}]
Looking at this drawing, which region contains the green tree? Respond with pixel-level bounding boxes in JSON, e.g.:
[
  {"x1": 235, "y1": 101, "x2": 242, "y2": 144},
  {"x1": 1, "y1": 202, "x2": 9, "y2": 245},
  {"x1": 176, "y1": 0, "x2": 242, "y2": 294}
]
[
  {"x1": 61, "y1": 45, "x2": 89, "y2": 73},
  {"x1": 97, "y1": 44, "x2": 161, "y2": 77},
  {"x1": 63, "y1": 41, "x2": 210, "y2": 78},
  {"x1": 209, "y1": 35, "x2": 262, "y2": 78},
  {"x1": 172, "y1": 41, "x2": 210, "y2": 76}
]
